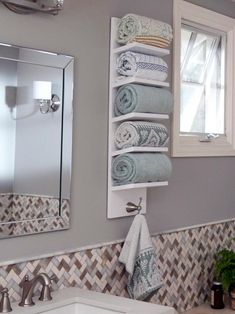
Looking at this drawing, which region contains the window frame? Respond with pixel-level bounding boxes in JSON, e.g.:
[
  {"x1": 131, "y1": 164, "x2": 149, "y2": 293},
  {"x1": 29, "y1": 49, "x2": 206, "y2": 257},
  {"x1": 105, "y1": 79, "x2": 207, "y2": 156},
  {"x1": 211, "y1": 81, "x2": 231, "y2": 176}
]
[{"x1": 172, "y1": 0, "x2": 235, "y2": 157}]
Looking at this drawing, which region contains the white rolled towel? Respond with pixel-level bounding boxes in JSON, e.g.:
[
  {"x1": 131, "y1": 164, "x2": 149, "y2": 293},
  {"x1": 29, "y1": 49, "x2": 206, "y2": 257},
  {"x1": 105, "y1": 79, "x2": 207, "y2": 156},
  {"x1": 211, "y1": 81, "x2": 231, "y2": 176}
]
[{"x1": 116, "y1": 51, "x2": 168, "y2": 81}]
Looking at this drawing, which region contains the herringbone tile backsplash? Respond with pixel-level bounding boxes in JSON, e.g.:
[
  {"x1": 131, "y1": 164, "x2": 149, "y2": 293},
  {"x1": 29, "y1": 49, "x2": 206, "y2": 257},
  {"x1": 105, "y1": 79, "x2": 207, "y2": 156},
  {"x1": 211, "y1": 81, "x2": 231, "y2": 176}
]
[
  {"x1": 0, "y1": 220, "x2": 234, "y2": 313},
  {"x1": 0, "y1": 194, "x2": 70, "y2": 236}
]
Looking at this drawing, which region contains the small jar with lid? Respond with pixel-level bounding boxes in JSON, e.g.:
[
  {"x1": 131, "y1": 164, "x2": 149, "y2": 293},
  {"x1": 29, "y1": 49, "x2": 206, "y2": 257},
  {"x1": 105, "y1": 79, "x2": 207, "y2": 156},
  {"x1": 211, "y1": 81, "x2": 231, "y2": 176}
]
[{"x1": 211, "y1": 281, "x2": 224, "y2": 309}]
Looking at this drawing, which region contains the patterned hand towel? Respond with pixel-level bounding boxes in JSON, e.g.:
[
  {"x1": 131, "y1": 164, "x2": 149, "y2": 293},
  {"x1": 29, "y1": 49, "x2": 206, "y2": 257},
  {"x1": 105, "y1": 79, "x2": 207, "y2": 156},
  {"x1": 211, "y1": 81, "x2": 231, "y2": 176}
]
[
  {"x1": 119, "y1": 214, "x2": 163, "y2": 300},
  {"x1": 114, "y1": 84, "x2": 173, "y2": 116},
  {"x1": 116, "y1": 13, "x2": 173, "y2": 44},
  {"x1": 112, "y1": 153, "x2": 172, "y2": 186},
  {"x1": 114, "y1": 121, "x2": 169, "y2": 149},
  {"x1": 116, "y1": 51, "x2": 168, "y2": 81}
]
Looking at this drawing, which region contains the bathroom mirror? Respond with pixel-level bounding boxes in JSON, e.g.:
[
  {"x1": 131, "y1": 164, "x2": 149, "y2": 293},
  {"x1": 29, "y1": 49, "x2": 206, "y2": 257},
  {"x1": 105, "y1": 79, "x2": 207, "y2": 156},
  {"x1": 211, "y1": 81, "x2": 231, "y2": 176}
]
[{"x1": 0, "y1": 42, "x2": 74, "y2": 238}]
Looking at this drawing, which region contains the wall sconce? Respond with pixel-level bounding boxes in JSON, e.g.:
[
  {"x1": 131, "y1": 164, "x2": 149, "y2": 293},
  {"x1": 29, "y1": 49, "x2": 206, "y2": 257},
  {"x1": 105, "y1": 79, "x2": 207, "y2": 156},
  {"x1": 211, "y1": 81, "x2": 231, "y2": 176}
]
[
  {"x1": 0, "y1": 0, "x2": 64, "y2": 15},
  {"x1": 33, "y1": 81, "x2": 60, "y2": 114}
]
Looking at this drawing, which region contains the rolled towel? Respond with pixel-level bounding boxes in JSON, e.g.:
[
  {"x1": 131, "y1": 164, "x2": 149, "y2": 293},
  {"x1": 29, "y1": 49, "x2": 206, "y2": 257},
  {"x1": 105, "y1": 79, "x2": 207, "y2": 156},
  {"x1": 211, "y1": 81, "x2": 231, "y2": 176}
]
[
  {"x1": 114, "y1": 84, "x2": 173, "y2": 116},
  {"x1": 132, "y1": 36, "x2": 171, "y2": 48},
  {"x1": 116, "y1": 51, "x2": 168, "y2": 81},
  {"x1": 112, "y1": 153, "x2": 172, "y2": 186},
  {"x1": 116, "y1": 13, "x2": 173, "y2": 45},
  {"x1": 114, "y1": 121, "x2": 169, "y2": 149}
]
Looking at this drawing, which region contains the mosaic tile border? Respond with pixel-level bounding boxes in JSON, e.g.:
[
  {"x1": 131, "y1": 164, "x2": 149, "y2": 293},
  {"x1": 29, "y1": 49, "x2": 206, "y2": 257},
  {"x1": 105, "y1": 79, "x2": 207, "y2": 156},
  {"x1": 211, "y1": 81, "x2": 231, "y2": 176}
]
[
  {"x1": 0, "y1": 220, "x2": 234, "y2": 313},
  {"x1": 0, "y1": 194, "x2": 60, "y2": 221},
  {"x1": 0, "y1": 194, "x2": 70, "y2": 237}
]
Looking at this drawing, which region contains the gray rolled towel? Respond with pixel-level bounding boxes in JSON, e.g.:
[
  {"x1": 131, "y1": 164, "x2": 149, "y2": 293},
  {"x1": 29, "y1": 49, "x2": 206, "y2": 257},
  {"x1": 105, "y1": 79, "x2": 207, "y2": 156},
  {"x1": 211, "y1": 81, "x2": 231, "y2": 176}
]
[
  {"x1": 112, "y1": 153, "x2": 172, "y2": 186},
  {"x1": 114, "y1": 84, "x2": 173, "y2": 116}
]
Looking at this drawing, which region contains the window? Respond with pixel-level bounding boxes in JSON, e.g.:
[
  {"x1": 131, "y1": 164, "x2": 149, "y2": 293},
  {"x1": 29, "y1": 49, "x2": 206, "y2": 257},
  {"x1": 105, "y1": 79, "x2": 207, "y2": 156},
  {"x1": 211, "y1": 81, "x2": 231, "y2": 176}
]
[
  {"x1": 181, "y1": 24, "x2": 225, "y2": 135},
  {"x1": 172, "y1": 0, "x2": 235, "y2": 157}
]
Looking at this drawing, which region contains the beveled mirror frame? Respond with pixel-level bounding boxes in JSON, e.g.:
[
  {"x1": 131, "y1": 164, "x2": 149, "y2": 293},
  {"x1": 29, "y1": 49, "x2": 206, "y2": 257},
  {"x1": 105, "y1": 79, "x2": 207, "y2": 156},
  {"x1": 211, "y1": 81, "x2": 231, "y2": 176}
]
[{"x1": 0, "y1": 42, "x2": 74, "y2": 238}]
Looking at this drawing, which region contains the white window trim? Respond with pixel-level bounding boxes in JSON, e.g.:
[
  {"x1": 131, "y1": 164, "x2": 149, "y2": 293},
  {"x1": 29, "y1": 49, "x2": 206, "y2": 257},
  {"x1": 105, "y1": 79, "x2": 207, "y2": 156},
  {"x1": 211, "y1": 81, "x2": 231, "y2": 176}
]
[{"x1": 172, "y1": 0, "x2": 235, "y2": 157}]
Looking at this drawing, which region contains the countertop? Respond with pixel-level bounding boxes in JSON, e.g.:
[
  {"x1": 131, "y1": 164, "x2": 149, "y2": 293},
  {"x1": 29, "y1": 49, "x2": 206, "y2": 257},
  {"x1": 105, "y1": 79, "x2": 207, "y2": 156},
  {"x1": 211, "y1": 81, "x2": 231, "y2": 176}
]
[
  {"x1": 184, "y1": 304, "x2": 234, "y2": 314},
  {"x1": 9, "y1": 287, "x2": 177, "y2": 313}
]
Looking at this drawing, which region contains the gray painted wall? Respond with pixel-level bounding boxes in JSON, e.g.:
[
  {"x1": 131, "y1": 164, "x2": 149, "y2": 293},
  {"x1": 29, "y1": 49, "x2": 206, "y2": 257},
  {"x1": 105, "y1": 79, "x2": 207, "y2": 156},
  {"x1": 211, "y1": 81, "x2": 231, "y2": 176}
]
[
  {"x1": 186, "y1": 0, "x2": 235, "y2": 18},
  {"x1": 0, "y1": 0, "x2": 234, "y2": 263}
]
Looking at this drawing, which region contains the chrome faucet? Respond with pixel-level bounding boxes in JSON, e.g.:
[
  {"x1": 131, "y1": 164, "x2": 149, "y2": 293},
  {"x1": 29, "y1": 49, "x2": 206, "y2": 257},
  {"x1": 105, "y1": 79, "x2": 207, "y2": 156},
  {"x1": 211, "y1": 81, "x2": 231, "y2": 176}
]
[{"x1": 19, "y1": 273, "x2": 54, "y2": 307}]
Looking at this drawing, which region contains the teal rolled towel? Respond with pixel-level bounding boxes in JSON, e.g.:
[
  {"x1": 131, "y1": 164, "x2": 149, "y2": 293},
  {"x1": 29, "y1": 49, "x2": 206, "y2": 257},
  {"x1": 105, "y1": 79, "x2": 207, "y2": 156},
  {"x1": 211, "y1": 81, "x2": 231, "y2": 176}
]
[
  {"x1": 114, "y1": 84, "x2": 173, "y2": 116},
  {"x1": 112, "y1": 153, "x2": 172, "y2": 186}
]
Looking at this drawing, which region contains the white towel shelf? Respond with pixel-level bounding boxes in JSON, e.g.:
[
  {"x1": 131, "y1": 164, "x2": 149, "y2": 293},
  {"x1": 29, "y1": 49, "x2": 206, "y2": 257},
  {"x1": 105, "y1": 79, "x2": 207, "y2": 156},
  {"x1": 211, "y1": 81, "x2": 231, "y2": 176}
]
[
  {"x1": 107, "y1": 17, "x2": 171, "y2": 219},
  {"x1": 112, "y1": 181, "x2": 168, "y2": 191},
  {"x1": 112, "y1": 112, "x2": 169, "y2": 123},
  {"x1": 113, "y1": 42, "x2": 170, "y2": 57},
  {"x1": 113, "y1": 77, "x2": 169, "y2": 88},
  {"x1": 112, "y1": 146, "x2": 168, "y2": 156}
]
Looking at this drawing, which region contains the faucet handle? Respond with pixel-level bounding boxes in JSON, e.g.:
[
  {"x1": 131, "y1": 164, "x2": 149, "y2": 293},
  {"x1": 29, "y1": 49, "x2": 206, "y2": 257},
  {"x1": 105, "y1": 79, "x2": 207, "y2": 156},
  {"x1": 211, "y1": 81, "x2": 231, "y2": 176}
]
[
  {"x1": 50, "y1": 275, "x2": 56, "y2": 283},
  {"x1": 19, "y1": 275, "x2": 29, "y2": 288},
  {"x1": 0, "y1": 288, "x2": 12, "y2": 313}
]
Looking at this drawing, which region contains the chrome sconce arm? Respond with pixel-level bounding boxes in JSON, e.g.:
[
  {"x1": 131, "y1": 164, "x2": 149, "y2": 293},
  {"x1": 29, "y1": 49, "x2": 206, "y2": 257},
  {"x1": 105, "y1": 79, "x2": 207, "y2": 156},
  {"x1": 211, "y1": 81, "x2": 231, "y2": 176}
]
[
  {"x1": 33, "y1": 81, "x2": 60, "y2": 114},
  {"x1": 38, "y1": 94, "x2": 60, "y2": 114}
]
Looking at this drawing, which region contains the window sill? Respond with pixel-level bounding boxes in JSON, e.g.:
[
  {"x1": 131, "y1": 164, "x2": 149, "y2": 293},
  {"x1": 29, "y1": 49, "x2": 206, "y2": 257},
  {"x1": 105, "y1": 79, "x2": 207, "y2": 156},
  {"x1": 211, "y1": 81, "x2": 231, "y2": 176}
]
[{"x1": 172, "y1": 134, "x2": 235, "y2": 157}]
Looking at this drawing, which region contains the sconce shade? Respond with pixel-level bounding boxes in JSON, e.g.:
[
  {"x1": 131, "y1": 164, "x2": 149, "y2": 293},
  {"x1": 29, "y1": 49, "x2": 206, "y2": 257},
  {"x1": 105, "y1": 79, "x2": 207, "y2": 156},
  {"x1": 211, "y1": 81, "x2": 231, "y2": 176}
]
[{"x1": 33, "y1": 81, "x2": 52, "y2": 100}]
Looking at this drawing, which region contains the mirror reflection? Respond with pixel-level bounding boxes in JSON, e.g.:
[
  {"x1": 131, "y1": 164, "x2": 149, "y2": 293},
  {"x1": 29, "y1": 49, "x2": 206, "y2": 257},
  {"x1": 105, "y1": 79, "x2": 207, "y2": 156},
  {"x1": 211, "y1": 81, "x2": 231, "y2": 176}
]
[{"x1": 0, "y1": 43, "x2": 74, "y2": 238}]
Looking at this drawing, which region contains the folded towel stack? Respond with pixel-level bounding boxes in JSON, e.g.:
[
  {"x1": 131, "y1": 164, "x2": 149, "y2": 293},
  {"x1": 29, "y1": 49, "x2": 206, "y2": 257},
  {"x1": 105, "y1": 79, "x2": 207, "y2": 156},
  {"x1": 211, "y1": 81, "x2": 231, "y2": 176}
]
[
  {"x1": 119, "y1": 213, "x2": 163, "y2": 300},
  {"x1": 132, "y1": 36, "x2": 171, "y2": 48},
  {"x1": 116, "y1": 51, "x2": 168, "y2": 81},
  {"x1": 116, "y1": 13, "x2": 173, "y2": 48},
  {"x1": 114, "y1": 121, "x2": 169, "y2": 149},
  {"x1": 112, "y1": 153, "x2": 172, "y2": 186},
  {"x1": 114, "y1": 84, "x2": 173, "y2": 116}
]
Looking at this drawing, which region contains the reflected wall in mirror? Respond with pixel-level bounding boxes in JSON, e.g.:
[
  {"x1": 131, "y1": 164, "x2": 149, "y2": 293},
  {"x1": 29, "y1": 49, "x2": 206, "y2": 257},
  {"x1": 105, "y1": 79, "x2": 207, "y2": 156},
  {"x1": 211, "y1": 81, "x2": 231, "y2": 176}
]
[{"x1": 0, "y1": 43, "x2": 74, "y2": 238}]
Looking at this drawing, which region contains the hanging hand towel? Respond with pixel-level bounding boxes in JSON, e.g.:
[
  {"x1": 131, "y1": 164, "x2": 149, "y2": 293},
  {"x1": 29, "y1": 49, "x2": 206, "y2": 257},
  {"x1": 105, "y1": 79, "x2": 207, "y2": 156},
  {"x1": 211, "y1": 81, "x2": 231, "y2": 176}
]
[{"x1": 119, "y1": 214, "x2": 163, "y2": 300}]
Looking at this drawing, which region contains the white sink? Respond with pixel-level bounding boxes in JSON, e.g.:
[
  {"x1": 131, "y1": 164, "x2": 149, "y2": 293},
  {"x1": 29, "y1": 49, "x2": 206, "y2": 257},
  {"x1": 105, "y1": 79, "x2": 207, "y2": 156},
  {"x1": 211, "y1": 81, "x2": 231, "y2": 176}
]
[
  {"x1": 11, "y1": 288, "x2": 177, "y2": 314},
  {"x1": 38, "y1": 302, "x2": 124, "y2": 314}
]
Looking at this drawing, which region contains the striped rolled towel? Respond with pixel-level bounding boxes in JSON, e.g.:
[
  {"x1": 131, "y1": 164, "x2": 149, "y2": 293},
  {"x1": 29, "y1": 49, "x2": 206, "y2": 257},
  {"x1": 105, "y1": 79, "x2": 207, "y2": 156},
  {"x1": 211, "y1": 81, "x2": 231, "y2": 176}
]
[
  {"x1": 114, "y1": 121, "x2": 169, "y2": 149},
  {"x1": 112, "y1": 153, "x2": 172, "y2": 186},
  {"x1": 116, "y1": 14, "x2": 173, "y2": 45},
  {"x1": 116, "y1": 51, "x2": 168, "y2": 81},
  {"x1": 131, "y1": 36, "x2": 171, "y2": 48},
  {"x1": 114, "y1": 84, "x2": 173, "y2": 116}
]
